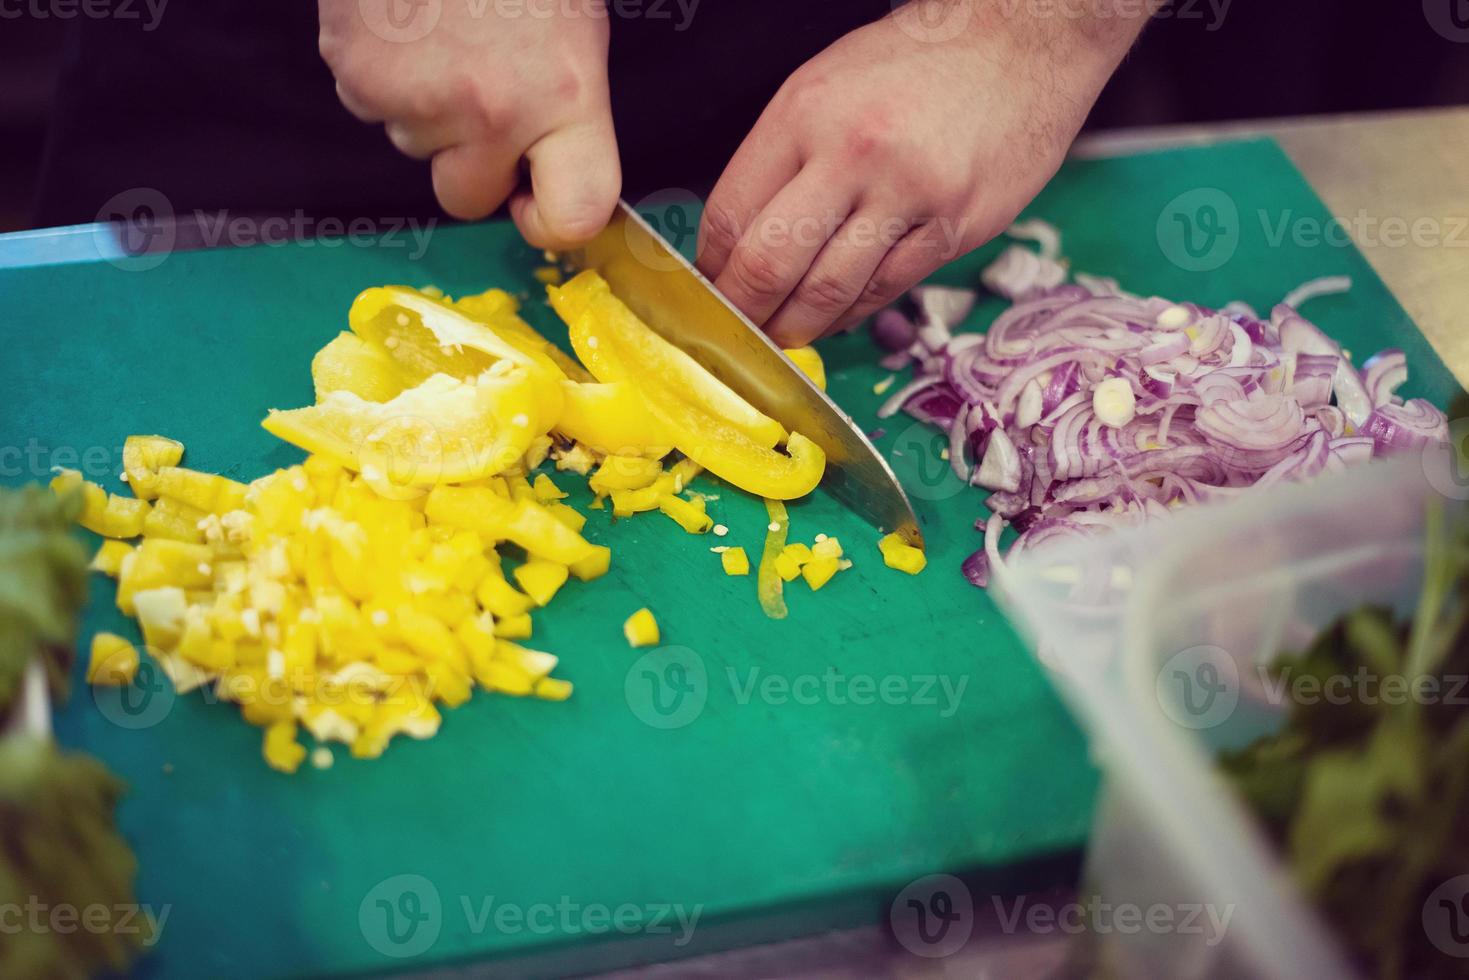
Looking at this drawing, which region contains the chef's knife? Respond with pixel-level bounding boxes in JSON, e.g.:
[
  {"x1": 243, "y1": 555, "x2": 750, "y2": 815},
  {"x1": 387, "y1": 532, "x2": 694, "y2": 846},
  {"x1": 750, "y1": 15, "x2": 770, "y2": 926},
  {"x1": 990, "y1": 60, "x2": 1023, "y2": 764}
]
[{"x1": 565, "y1": 201, "x2": 922, "y2": 547}]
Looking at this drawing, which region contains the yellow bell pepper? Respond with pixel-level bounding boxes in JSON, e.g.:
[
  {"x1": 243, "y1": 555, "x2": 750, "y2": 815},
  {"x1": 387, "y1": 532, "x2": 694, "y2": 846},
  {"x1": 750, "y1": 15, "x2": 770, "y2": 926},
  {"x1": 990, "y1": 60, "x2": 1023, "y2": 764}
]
[
  {"x1": 757, "y1": 500, "x2": 789, "y2": 620},
  {"x1": 590, "y1": 455, "x2": 666, "y2": 495},
  {"x1": 623, "y1": 608, "x2": 659, "y2": 648},
  {"x1": 153, "y1": 467, "x2": 249, "y2": 515},
  {"x1": 87, "y1": 633, "x2": 140, "y2": 686},
  {"x1": 783, "y1": 347, "x2": 827, "y2": 390},
  {"x1": 812, "y1": 536, "x2": 843, "y2": 560},
  {"x1": 90, "y1": 540, "x2": 134, "y2": 576},
  {"x1": 312, "y1": 331, "x2": 409, "y2": 402},
  {"x1": 264, "y1": 369, "x2": 543, "y2": 487},
  {"x1": 122, "y1": 434, "x2": 185, "y2": 499},
  {"x1": 553, "y1": 280, "x2": 825, "y2": 499},
  {"x1": 50, "y1": 469, "x2": 151, "y2": 538},
  {"x1": 512, "y1": 559, "x2": 570, "y2": 606},
  {"x1": 264, "y1": 720, "x2": 307, "y2": 773},
  {"x1": 534, "y1": 677, "x2": 574, "y2": 701},
  {"x1": 532, "y1": 473, "x2": 566, "y2": 502},
  {"x1": 878, "y1": 532, "x2": 927, "y2": 575},
  {"x1": 550, "y1": 272, "x2": 785, "y2": 447},
  {"x1": 658, "y1": 494, "x2": 713, "y2": 534},
  {"x1": 141, "y1": 495, "x2": 207, "y2": 543},
  {"x1": 721, "y1": 547, "x2": 750, "y2": 576},
  {"x1": 558, "y1": 382, "x2": 671, "y2": 457},
  {"x1": 801, "y1": 556, "x2": 841, "y2": 591}
]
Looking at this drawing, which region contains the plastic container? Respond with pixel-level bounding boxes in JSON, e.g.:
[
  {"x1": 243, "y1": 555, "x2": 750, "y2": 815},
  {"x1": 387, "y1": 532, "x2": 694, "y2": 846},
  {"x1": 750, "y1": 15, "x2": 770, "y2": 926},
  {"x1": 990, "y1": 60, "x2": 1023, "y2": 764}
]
[{"x1": 1000, "y1": 456, "x2": 1440, "y2": 979}]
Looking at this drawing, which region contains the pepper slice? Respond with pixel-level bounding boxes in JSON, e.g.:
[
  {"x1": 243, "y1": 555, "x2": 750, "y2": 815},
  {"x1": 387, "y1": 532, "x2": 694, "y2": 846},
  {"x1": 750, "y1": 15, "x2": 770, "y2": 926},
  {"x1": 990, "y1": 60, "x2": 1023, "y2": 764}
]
[
  {"x1": 554, "y1": 273, "x2": 825, "y2": 500},
  {"x1": 263, "y1": 368, "x2": 541, "y2": 488},
  {"x1": 549, "y1": 272, "x2": 785, "y2": 449},
  {"x1": 558, "y1": 381, "x2": 670, "y2": 457}
]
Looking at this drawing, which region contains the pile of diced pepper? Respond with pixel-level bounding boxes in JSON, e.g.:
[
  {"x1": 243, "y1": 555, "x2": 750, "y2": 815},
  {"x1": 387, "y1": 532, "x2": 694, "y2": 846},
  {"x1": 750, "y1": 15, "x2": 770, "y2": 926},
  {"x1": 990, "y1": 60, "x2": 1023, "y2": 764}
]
[{"x1": 60, "y1": 270, "x2": 923, "y2": 772}]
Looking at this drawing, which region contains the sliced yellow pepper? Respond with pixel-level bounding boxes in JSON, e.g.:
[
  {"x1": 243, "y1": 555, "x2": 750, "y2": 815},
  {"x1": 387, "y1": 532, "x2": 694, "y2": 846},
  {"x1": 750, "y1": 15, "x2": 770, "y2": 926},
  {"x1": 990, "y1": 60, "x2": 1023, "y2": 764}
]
[
  {"x1": 658, "y1": 494, "x2": 713, "y2": 534},
  {"x1": 141, "y1": 495, "x2": 207, "y2": 543},
  {"x1": 589, "y1": 455, "x2": 665, "y2": 494},
  {"x1": 90, "y1": 540, "x2": 134, "y2": 576},
  {"x1": 512, "y1": 559, "x2": 570, "y2": 607},
  {"x1": 311, "y1": 331, "x2": 409, "y2": 402},
  {"x1": 153, "y1": 467, "x2": 249, "y2": 515},
  {"x1": 757, "y1": 500, "x2": 789, "y2": 620},
  {"x1": 784, "y1": 347, "x2": 827, "y2": 390},
  {"x1": 558, "y1": 381, "x2": 670, "y2": 457},
  {"x1": 264, "y1": 369, "x2": 542, "y2": 487},
  {"x1": 550, "y1": 271, "x2": 785, "y2": 447}
]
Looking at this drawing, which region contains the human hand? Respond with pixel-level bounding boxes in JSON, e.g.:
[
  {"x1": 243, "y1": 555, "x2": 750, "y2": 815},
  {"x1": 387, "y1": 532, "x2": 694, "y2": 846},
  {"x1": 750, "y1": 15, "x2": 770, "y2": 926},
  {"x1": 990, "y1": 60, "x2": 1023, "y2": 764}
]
[
  {"x1": 319, "y1": 0, "x2": 621, "y2": 247},
  {"x1": 696, "y1": 0, "x2": 1152, "y2": 346}
]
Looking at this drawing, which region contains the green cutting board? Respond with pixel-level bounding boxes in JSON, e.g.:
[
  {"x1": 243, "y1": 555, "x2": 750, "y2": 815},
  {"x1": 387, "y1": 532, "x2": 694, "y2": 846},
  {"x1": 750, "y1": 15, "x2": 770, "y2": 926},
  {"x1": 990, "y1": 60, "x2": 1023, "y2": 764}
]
[{"x1": 1, "y1": 140, "x2": 1457, "y2": 979}]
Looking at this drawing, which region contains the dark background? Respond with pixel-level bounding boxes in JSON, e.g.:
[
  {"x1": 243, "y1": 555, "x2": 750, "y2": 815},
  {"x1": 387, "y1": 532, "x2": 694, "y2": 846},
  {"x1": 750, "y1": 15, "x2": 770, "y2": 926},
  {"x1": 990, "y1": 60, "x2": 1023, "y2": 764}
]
[{"x1": 2, "y1": 0, "x2": 1466, "y2": 232}]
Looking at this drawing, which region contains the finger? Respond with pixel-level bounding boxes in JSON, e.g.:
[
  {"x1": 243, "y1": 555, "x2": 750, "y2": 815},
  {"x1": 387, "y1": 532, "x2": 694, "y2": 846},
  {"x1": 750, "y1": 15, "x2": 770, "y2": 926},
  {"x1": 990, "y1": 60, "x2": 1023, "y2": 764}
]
[
  {"x1": 385, "y1": 120, "x2": 456, "y2": 160},
  {"x1": 832, "y1": 222, "x2": 950, "y2": 333},
  {"x1": 508, "y1": 117, "x2": 621, "y2": 249},
  {"x1": 431, "y1": 142, "x2": 521, "y2": 221},
  {"x1": 696, "y1": 113, "x2": 801, "y2": 279},
  {"x1": 335, "y1": 81, "x2": 384, "y2": 124},
  {"x1": 763, "y1": 210, "x2": 912, "y2": 348},
  {"x1": 711, "y1": 170, "x2": 853, "y2": 327}
]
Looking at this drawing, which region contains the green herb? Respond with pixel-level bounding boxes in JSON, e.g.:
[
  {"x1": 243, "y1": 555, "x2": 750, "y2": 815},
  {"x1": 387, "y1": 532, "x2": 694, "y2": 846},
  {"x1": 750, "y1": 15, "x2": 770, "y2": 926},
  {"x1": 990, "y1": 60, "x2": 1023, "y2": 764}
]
[
  {"x1": 0, "y1": 484, "x2": 147, "y2": 978},
  {"x1": 1220, "y1": 395, "x2": 1469, "y2": 980},
  {"x1": 0, "y1": 485, "x2": 89, "y2": 719}
]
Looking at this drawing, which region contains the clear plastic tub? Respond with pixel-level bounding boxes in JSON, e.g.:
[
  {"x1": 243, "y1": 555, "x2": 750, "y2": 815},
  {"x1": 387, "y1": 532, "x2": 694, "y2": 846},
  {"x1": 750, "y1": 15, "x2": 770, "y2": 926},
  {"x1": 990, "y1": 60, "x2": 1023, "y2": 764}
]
[{"x1": 1000, "y1": 456, "x2": 1442, "y2": 979}]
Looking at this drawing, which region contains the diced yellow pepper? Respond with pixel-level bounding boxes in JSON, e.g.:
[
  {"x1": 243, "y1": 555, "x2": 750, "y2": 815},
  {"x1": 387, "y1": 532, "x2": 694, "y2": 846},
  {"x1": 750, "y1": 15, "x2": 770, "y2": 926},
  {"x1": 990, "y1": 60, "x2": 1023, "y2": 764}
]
[
  {"x1": 781, "y1": 542, "x2": 814, "y2": 566},
  {"x1": 878, "y1": 532, "x2": 927, "y2": 575},
  {"x1": 534, "y1": 677, "x2": 573, "y2": 701},
  {"x1": 568, "y1": 545, "x2": 611, "y2": 582},
  {"x1": 802, "y1": 556, "x2": 841, "y2": 591},
  {"x1": 623, "y1": 607, "x2": 659, "y2": 648},
  {"x1": 153, "y1": 467, "x2": 249, "y2": 514},
  {"x1": 721, "y1": 547, "x2": 750, "y2": 576},
  {"x1": 493, "y1": 613, "x2": 534, "y2": 639},
  {"x1": 774, "y1": 552, "x2": 803, "y2": 582},
  {"x1": 497, "y1": 640, "x2": 559, "y2": 678},
  {"x1": 264, "y1": 720, "x2": 307, "y2": 773},
  {"x1": 117, "y1": 540, "x2": 214, "y2": 614},
  {"x1": 51, "y1": 469, "x2": 150, "y2": 538},
  {"x1": 512, "y1": 559, "x2": 570, "y2": 606},
  {"x1": 475, "y1": 566, "x2": 536, "y2": 619},
  {"x1": 589, "y1": 455, "x2": 665, "y2": 494},
  {"x1": 142, "y1": 495, "x2": 208, "y2": 543},
  {"x1": 546, "y1": 501, "x2": 587, "y2": 533},
  {"x1": 532, "y1": 473, "x2": 567, "y2": 502},
  {"x1": 87, "y1": 633, "x2": 139, "y2": 686},
  {"x1": 90, "y1": 540, "x2": 135, "y2": 576},
  {"x1": 812, "y1": 537, "x2": 843, "y2": 560},
  {"x1": 476, "y1": 659, "x2": 535, "y2": 696},
  {"x1": 658, "y1": 494, "x2": 713, "y2": 534},
  {"x1": 668, "y1": 457, "x2": 703, "y2": 492},
  {"x1": 122, "y1": 435, "x2": 185, "y2": 500},
  {"x1": 133, "y1": 586, "x2": 188, "y2": 651}
]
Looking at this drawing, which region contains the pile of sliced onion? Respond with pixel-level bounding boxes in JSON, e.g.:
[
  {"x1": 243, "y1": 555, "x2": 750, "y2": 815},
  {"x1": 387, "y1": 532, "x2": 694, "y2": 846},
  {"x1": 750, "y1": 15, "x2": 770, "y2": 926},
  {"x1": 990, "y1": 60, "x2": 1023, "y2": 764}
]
[{"x1": 873, "y1": 224, "x2": 1451, "y2": 589}]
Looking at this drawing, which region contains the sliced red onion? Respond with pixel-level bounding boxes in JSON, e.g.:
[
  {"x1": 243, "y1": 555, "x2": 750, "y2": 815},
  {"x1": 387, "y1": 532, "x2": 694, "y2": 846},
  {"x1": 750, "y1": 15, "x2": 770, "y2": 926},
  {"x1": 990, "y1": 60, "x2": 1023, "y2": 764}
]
[
  {"x1": 1007, "y1": 219, "x2": 1063, "y2": 261},
  {"x1": 961, "y1": 548, "x2": 990, "y2": 588},
  {"x1": 981, "y1": 246, "x2": 1066, "y2": 300},
  {"x1": 1362, "y1": 348, "x2": 1408, "y2": 407},
  {"x1": 879, "y1": 349, "x2": 913, "y2": 371},
  {"x1": 872, "y1": 308, "x2": 917, "y2": 352},
  {"x1": 974, "y1": 427, "x2": 1021, "y2": 492},
  {"x1": 912, "y1": 284, "x2": 979, "y2": 331},
  {"x1": 875, "y1": 248, "x2": 1440, "y2": 591},
  {"x1": 1281, "y1": 275, "x2": 1351, "y2": 311},
  {"x1": 1361, "y1": 399, "x2": 1450, "y2": 452}
]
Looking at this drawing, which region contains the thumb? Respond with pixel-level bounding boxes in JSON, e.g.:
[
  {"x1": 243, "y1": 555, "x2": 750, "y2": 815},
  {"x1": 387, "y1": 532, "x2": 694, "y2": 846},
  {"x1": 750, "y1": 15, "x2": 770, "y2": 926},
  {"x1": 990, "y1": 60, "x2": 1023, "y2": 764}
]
[{"x1": 510, "y1": 116, "x2": 621, "y2": 249}]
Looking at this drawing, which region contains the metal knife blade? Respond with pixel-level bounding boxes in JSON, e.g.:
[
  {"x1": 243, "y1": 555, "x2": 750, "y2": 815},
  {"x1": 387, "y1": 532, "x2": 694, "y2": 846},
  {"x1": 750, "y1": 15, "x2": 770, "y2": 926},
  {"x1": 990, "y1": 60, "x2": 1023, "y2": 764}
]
[{"x1": 564, "y1": 201, "x2": 921, "y2": 547}]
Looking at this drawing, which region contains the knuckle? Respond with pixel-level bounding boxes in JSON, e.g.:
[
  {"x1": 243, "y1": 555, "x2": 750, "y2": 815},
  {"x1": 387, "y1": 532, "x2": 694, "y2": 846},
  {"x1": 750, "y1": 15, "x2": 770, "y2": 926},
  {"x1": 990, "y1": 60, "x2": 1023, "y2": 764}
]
[
  {"x1": 792, "y1": 270, "x2": 857, "y2": 316},
  {"x1": 700, "y1": 205, "x2": 743, "y2": 257},
  {"x1": 466, "y1": 80, "x2": 516, "y2": 133},
  {"x1": 858, "y1": 271, "x2": 908, "y2": 310},
  {"x1": 726, "y1": 246, "x2": 790, "y2": 303}
]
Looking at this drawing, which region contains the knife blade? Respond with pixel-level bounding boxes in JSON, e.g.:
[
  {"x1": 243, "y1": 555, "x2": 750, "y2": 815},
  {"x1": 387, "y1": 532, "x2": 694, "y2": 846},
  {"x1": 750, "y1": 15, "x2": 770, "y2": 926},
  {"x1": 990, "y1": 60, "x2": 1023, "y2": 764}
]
[{"x1": 564, "y1": 201, "x2": 922, "y2": 547}]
